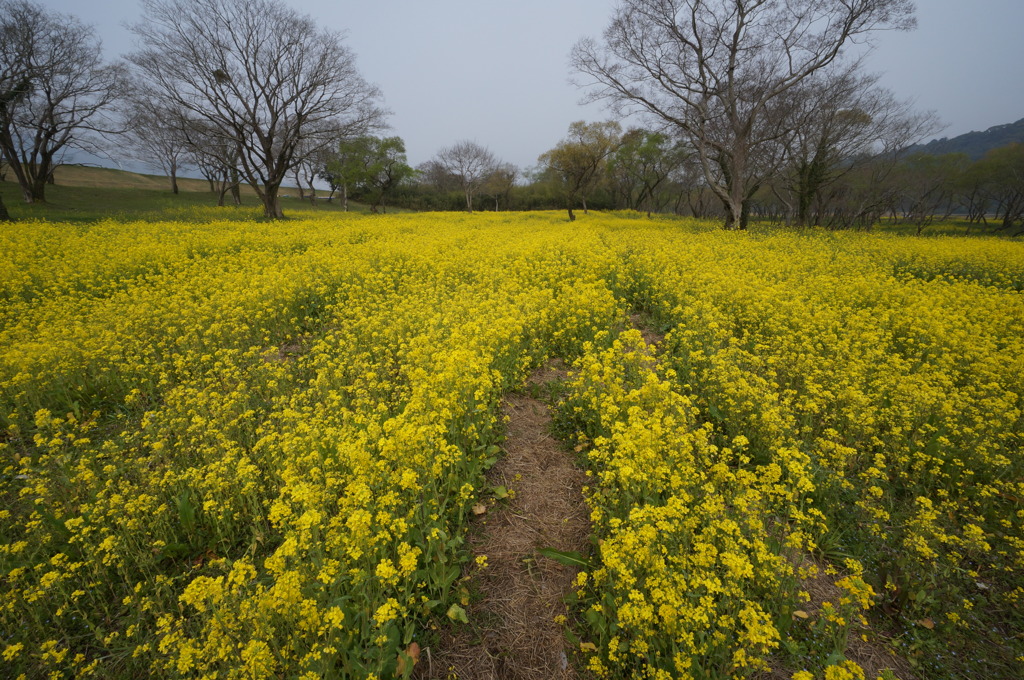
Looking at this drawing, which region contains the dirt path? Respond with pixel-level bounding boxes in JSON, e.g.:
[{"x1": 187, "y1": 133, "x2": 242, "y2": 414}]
[{"x1": 418, "y1": 362, "x2": 589, "y2": 679}]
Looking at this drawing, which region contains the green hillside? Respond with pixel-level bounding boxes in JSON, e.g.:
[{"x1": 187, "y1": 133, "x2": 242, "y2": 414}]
[
  {"x1": 0, "y1": 165, "x2": 376, "y2": 222},
  {"x1": 912, "y1": 118, "x2": 1024, "y2": 159}
]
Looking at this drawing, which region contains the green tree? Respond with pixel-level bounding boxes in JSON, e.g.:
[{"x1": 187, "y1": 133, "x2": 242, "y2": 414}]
[
  {"x1": 539, "y1": 120, "x2": 621, "y2": 221},
  {"x1": 324, "y1": 136, "x2": 414, "y2": 213},
  {"x1": 322, "y1": 137, "x2": 373, "y2": 212},
  {"x1": 480, "y1": 163, "x2": 518, "y2": 211},
  {"x1": 356, "y1": 136, "x2": 415, "y2": 214},
  {"x1": 608, "y1": 128, "x2": 686, "y2": 215}
]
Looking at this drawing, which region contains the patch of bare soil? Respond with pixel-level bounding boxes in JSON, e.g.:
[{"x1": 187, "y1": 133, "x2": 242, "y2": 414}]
[
  {"x1": 629, "y1": 312, "x2": 665, "y2": 346},
  {"x1": 263, "y1": 339, "x2": 305, "y2": 363},
  {"x1": 418, "y1": 361, "x2": 589, "y2": 679}
]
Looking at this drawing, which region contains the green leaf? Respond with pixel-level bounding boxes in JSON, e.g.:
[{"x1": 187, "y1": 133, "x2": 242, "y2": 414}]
[
  {"x1": 441, "y1": 564, "x2": 460, "y2": 588},
  {"x1": 446, "y1": 604, "x2": 469, "y2": 624},
  {"x1": 538, "y1": 548, "x2": 588, "y2": 568},
  {"x1": 564, "y1": 625, "x2": 580, "y2": 647},
  {"x1": 492, "y1": 485, "x2": 509, "y2": 499}
]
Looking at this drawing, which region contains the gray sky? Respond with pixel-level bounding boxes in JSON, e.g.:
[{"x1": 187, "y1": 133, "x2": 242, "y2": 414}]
[{"x1": 38, "y1": 0, "x2": 1024, "y2": 171}]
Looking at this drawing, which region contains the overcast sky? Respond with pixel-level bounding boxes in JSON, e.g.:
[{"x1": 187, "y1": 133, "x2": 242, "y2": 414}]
[{"x1": 38, "y1": 0, "x2": 1024, "y2": 171}]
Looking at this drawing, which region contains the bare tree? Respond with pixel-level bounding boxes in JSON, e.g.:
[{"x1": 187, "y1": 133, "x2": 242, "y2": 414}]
[
  {"x1": 182, "y1": 118, "x2": 242, "y2": 206},
  {"x1": 0, "y1": 0, "x2": 35, "y2": 220},
  {"x1": 774, "y1": 65, "x2": 940, "y2": 226},
  {"x1": 291, "y1": 125, "x2": 337, "y2": 206},
  {"x1": 481, "y1": 163, "x2": 518, "y2": 211},
  {"x1": 416, "y1": 159, "x2": 460, "y2": 193},
  {"x1": 572, "y1": 0, "x2": 917, "y2": 229},
  {"x1": 121, "y1": 95, "x2": 192, "y2": 194},
  {"x1": 436, "y1": 140, "x2": 496, "y2": 212},
  {"x1": 0, "y1": 0, "x2": 126, "y2": 204},
  {"x1": 128, "y1": 0, "x2": 386, "y2": 219},
  {"x1": 974, "y1": 144, "x2": 1024, "y2": 232}
]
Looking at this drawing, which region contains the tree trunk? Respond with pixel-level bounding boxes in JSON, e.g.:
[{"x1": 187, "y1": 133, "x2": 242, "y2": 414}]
[
  {"x1": 24, "y1": 152, "x2": 57, "y2": 203},
  {"x1": 582, "y1": 195, "x2": 589, "y2": 214},
  {"x1": 28, "y1": 172, "x2": 47, "y2": 203},
  {"x1": 216, "y1": 178, "x2": 228, "y2": 206},
  {"x1": 170, "y1": 162, "x2": 179, "y2": 195},
  {"x1": 567, "y1": 207, "x2": 576, "y2": 221},
  {"x1": 0, "y1": 194, "x2": 11, "y2": 222},
  {"x1": 0, "y1": 127, "x2": 33, "y2": 203},
  {"x1": 465, "y1": 188, "x2": 473, "y2": 212},
  {"x1": 342, "y1": 183, "x2": 348, "y2": 212},
  {"x1": 739, "y1": 185, "x2": 760, "y2": 230},
  {"x1": 230, "y1": 167, "x2": 241, "y2": 205},
  {"x1": 722, "y1": 196, "x2": 741, "y2": 229},
  {"x1": 261, "y1": 183, "x2": 284, "y2": 219}
]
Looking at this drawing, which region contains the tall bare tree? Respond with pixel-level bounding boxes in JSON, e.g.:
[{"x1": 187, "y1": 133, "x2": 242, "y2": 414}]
[
  {"x1": 128, "y1": 0, "x2": 385, "y2": 219},
  {"x1": 572, "y1": 0, "x2": 917, "y2": 229},
  {"x1": 0, "y1": 0, "x2": 35, "y2": 220},
  {"x1": 0, "y1": 0, "x2": 126, "y2": 205},
  {"x1": 436, "y1": 140, "x2": 496, "y2": 212}
]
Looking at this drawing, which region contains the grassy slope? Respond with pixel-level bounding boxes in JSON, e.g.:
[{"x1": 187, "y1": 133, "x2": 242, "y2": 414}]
[{"x1": 0, "y1": 165, "x2": 386, "y2": 222}]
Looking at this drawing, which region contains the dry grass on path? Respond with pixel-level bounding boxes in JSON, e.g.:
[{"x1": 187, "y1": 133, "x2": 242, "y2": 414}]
[{"x1": 418, "y1": 362, "x2": 589, "y2": 680}]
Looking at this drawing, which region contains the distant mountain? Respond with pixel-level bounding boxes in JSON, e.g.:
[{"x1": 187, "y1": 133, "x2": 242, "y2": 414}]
[{"x1": 909, "y1": 118, "x2": 1024, "y2": 160}]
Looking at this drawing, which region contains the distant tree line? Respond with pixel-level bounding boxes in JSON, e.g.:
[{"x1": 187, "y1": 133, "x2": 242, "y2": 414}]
[
  {"x1": 1, "y1": 0, "x2": 1021, "y2": 233},
  {"x1": 755, "y1": 144, "x2": 1024, "y2": 234},
  {"x1": 367, "y1": 124, "x2": 1024, "y2": 237}
]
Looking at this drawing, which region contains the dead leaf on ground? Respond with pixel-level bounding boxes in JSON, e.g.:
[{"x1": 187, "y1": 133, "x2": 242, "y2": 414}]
[{"x1": 397, "y1": 641, "x2": 421, "y2": 675}]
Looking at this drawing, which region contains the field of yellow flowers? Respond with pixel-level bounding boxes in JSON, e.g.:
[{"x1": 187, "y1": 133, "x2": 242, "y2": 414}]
[{"x1": 1, "y1": 210, "x2": 1022, "y2": 679}]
